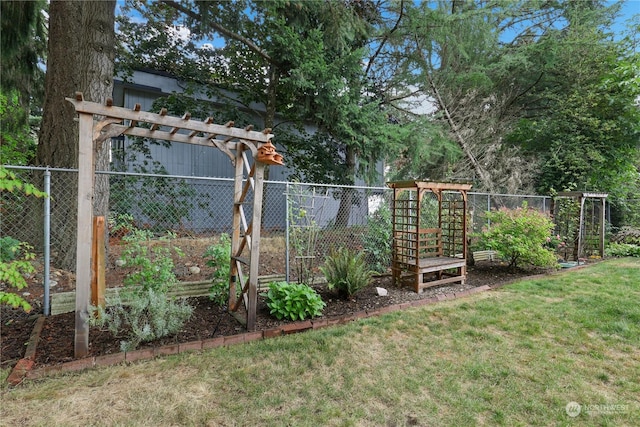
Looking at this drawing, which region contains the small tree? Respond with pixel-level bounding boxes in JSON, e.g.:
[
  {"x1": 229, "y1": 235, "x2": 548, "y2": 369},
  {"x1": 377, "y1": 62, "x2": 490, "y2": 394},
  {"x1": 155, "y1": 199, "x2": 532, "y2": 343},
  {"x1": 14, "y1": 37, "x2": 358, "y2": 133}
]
[
  {"x1": 0, "y1": 166, "x2": 46, "y2": 312},
  {"x1": 476, "y1": 204, "x2": 557, "y2": 269}
]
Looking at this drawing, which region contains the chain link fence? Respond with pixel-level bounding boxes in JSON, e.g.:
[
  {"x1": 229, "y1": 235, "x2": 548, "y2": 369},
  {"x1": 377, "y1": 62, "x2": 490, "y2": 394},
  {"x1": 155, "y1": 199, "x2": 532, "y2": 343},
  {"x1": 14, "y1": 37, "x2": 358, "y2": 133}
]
[{"x1": 4, "y1": 165, "x2": 617, "y2": 315}]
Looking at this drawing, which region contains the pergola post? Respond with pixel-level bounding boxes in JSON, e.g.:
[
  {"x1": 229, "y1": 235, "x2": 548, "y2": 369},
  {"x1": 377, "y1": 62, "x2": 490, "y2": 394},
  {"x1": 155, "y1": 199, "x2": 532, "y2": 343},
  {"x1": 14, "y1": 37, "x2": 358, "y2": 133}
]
[
  {"x1": 67, "y1": 93, "x2": 282, "y2": 355},
  {"x1": 230, "y1": 145, "x2": 244, "y2": 311},
  {"x1": 74, "y1": 111, "x2": 95, "y2": 358},
  {"x1": 247, "y1": 164, "x2": 265, "y2": 330}
]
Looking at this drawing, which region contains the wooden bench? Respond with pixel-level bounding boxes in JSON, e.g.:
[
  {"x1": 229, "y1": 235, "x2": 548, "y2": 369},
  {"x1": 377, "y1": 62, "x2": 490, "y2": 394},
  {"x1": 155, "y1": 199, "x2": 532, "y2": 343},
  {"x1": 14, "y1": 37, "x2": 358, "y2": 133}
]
[
  {"x1": 393, "y1": 228, "x2": 467, "y2": 293},
  {"x1": 473, "y1": 250, "x2": 497, "y2": 262}
]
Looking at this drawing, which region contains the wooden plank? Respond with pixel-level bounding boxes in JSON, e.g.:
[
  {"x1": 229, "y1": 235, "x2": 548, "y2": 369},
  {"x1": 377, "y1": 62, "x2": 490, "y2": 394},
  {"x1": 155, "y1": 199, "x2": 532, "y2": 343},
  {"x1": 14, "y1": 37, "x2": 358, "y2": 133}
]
[
  {"x1": 387, "y1": 180, "x2": 472, "y2": 191},
  {"x1": 246, "y1": 163, "x2": 265, "y2": 331},
  {"x1": 65, "y1": 98, "x2": 273, "y2": 142},
  {"x1": 91, "y1": 216, "x2": 106, "y2": 309},
  {"x1": 417, "y1": 275, "x2": 464, "y2": 292},
  {"x1": 229, "y1": 144, "x2": 245, "y2": 310},
  {"x1": 74, "y1": 111, "x2": 94, "y2": 358},
  {"x1": 473, "y1": 250, "x2": 496, "y2": 262},
  {"x1": 52, "y1": 281, "x2": 214, "y2": 315},
  {"x1": 103, "y1": 124, "x2": 251, "y2": 158}
]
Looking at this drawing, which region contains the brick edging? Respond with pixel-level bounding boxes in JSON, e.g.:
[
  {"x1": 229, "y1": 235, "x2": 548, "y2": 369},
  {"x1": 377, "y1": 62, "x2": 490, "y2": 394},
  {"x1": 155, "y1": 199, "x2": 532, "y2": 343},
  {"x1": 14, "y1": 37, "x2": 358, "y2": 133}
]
[{"x1": 10, "y1": 284, "x2": 494, "y2": 385}]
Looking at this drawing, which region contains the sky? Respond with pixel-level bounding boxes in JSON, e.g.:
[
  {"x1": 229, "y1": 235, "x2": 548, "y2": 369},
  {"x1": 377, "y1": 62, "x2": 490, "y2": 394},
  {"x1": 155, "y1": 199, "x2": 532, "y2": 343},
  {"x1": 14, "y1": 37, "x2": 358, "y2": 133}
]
[{"x1": 117, "y1": 0, "x2": 640, "y2": 51}]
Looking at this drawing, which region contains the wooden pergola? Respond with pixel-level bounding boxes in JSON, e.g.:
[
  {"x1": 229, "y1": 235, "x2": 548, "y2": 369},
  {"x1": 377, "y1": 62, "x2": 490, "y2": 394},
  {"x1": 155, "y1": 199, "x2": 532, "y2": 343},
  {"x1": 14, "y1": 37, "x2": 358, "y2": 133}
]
[
  {"x1": 67, "y1": 93, "x2": 282, "y2": 358},
  {"x1": 387, "y1": 181, "x2": 472, "y2": 293}
]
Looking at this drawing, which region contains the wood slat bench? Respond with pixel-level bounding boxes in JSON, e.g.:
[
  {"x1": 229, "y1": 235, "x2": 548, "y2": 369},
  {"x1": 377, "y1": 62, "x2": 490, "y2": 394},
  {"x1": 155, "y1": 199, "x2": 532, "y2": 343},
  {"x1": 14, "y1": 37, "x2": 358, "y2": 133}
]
[{"x1": 473, "y1": 250, "x2": 497, "y2": 262}]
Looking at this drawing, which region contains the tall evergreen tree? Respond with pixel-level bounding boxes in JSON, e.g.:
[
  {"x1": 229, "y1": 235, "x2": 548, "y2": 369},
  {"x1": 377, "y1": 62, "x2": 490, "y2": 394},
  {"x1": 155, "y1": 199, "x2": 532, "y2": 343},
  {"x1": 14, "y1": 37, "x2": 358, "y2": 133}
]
[
  {"x1": 0, "y1": 0, "x2": 47, "y2": 112},
  {"x1": 36, "y1": 0, "x2": 116, "y2": 269},
  {"x1": 117, "y1": 0, "x2": 411, "y2": 225}
]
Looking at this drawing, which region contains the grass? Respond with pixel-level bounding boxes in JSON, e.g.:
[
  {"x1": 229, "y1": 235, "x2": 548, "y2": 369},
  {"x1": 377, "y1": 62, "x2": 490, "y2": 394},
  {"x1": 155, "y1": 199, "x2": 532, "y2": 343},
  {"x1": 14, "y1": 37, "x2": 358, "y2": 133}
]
[{"x1": 1, "y1": 258, "x2": 639, "y2": 426}]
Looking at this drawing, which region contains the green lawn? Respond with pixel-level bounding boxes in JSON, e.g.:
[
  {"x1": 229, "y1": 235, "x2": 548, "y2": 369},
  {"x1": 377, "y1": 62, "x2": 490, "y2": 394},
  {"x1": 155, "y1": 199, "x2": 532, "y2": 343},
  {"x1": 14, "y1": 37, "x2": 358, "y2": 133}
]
[{"x1": 1, "y1": 258, "x2": 639, "y2": 426}]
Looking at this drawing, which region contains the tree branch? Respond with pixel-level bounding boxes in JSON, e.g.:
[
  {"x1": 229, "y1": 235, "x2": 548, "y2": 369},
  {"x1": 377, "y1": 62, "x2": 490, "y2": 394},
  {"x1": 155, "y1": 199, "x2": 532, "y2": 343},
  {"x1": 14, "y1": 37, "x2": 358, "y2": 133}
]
[
  {"x1": 365, "y1": 0, "x2": 404, "y2": 77},
  {"x1": 160, "y1": 0, "x2": 275, "y2": 65},
  {"x1": 415, "y1": 36, "x2": 497, "y2": 193}
]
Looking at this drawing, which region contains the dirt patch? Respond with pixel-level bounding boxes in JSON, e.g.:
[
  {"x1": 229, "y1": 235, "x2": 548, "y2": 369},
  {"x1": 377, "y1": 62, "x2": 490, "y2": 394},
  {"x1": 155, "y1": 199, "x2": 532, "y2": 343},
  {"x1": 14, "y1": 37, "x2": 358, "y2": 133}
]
[{"x1": 1, "y1": 259, "x2": 550, "y2": 370}]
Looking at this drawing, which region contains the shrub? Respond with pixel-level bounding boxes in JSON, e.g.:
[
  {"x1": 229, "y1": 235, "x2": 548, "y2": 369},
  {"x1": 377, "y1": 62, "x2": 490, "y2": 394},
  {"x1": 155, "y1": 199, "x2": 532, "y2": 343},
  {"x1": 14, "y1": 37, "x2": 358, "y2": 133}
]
[
  {"x1": 204, "y1": 234, "x2": 232, "y2": 306},
  {"x1": 265, "y1": 281, "x2": 325, "y2": 321},
  {"x1": 90, "y1": 288, "x2": 194, "y2": 352},
  {"x1": 475, "y1": 204, "x2": 558, "y2": 269},
  {"x1": 0, "y1": 241, "x2": 35, "y2": 312},
  {"x1": 362, "y1": 203, "x2": 392, "y2": 273},
  {"x1": 610, "y1": 227, "x2": 640, "y2": 245},
  {"x1": 0, "y1": 236, "x2": 22, "y2": 262},
  {"x1": 606, "y1": 243, "x2": 640, "y2": 258},
  {"x1": 320, "y1": 247, "x2": 373, "y2": 298}
]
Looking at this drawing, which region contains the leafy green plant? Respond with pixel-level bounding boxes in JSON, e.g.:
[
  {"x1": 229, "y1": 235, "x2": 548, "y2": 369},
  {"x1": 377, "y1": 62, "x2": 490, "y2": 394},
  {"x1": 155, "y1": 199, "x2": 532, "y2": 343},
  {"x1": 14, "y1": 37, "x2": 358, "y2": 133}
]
[
  {"x1": 0, "y1": 241, "x2": 35, "y2": 312},
  {"x1": 108, "y1": 212, "x2": 136, "y2": 238},
  {"x1": 90, "y1": 288, "x2": 194, "y2": 352},
  {"x1": 0, "y1": 166, "x2": 46, "y2": 312},
  {"x1": 362, "y1": 203, "x2": 392, "y2": 273},
  {"x1": 204, "y1": 234, "x2": 232, "y2": 306},
  {"x1": 605, "y1": 243, "x2": 640, "y2": 258},
  {"x1": 0, "y1": 236, "x2": 22, "y2": 262},
  {"x1": 265, "y1": 281, "x2": 325, "y2": 321},
  {"x1": 320, "y1": 247, "x2": 373, "y2": 298},
  {"x1": 119, "y1": 228, "x2": 183, "y2": 294},
  {"x1": 89, "y1": 225, "x2": 193, "y2": 351},
  {"x1": 475, "y1": 204, "x2": 558, "y2": 269}
]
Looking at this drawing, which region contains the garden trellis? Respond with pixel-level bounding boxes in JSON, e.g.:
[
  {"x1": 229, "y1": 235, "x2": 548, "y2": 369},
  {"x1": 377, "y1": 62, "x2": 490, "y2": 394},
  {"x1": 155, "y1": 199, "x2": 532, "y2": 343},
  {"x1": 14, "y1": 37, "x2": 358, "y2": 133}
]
[
  {"x1": 68, "y1": 93, "x2": 282, "y2": 357},
  {"x1": 551, "y1": 191, "x2": 607, "y2": 261}
]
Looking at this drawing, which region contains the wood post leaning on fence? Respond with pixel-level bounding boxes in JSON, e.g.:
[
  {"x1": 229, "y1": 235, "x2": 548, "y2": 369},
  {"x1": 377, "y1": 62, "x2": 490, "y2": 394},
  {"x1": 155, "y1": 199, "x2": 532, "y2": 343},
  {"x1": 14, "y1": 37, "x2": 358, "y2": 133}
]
[
  {"x1": 91, "y1": 216, "x2": 106, "y2": 310},
  {"x1": 67, "y1": 92, "x2": 282, "y2": 358}
]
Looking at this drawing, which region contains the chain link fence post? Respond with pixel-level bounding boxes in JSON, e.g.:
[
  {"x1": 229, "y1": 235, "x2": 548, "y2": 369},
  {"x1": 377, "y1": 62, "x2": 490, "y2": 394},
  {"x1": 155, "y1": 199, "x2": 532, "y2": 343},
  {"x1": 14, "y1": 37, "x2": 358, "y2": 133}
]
[{"x1": 43, "y1": 168, "x2": 51, "y2": 316}]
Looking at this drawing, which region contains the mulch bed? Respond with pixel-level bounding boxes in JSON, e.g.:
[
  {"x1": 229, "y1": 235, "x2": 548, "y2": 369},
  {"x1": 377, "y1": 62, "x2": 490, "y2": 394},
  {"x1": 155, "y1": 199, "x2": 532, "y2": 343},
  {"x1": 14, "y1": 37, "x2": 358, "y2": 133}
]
[{"x1": 1, "y1": 261, "x2": 549, "y2": 371}]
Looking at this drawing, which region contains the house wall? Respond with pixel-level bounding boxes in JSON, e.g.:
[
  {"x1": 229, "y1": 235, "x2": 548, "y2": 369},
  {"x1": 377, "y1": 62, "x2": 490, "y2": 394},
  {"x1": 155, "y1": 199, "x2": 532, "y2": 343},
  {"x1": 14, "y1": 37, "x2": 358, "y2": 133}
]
[
  {"x1": 113, "y1": 69, "x2": 291, "y2": 180},
  {"x1": 111, "y1": 69, "x2": 383, "y2": 231}
]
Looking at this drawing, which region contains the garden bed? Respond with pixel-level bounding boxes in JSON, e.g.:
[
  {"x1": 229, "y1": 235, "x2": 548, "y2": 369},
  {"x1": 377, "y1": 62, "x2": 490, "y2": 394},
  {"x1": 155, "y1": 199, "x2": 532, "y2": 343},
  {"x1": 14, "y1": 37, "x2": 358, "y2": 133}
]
[{"x1": 1, "y1": 260, "x2": 551, "y2": 371}]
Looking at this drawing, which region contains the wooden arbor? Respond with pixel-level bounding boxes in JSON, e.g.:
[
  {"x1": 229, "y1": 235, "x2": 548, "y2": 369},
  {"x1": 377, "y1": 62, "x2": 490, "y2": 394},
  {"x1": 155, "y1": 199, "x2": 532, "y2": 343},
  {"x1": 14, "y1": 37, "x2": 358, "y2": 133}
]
[
  {"x1": 387, "y1": 181, "x2": 472, "y2": 293},
  {"x1": 67, "y1": 93, "x2": 282, "y2": 358},
  {"x1": 551, "y1": 191, "x2": 607, "y2": 261}
]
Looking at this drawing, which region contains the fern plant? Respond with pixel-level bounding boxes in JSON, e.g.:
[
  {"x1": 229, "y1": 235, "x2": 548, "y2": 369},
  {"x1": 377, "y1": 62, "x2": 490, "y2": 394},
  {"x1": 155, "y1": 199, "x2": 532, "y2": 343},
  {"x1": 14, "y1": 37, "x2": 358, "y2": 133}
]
[{"x1": 320, "y1": 247, "x2": 373, "y2": 298}]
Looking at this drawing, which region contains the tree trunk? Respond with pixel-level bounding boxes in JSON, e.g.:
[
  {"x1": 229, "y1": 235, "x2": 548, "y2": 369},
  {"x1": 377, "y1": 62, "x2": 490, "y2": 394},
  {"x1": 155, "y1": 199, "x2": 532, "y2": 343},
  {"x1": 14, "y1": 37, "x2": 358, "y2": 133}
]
[{"x1": 36, "y1": 0, "x2": 116, "y2": 271}]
